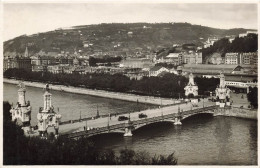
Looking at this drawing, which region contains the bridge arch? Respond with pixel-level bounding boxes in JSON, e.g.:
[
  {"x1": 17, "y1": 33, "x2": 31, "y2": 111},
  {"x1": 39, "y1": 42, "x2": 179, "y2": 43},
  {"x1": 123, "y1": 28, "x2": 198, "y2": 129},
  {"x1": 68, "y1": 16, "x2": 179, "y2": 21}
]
[
  {"x1": 187, "y1": 93, "x2": 195, "y2": 99},
  {"x1": 133, "y1": 120, "x2": 175, "y2": 131},
  {"x1": 181, "y1": 112, "x2": 214, "y2": 121}
]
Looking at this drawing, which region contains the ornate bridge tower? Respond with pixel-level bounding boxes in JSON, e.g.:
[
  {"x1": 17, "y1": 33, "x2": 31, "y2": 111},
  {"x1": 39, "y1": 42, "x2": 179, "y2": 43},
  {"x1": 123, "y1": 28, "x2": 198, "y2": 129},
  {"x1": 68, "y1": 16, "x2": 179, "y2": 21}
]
[
  {"x1": 215, "y1": 73, "x2": 231, "y2": 107},
  {"x1": 37, "y1": 84, "x2": 61, "y2": 138},
  {"x1": 10, "y1": 82, "x2": 32, "y2": 132},
  {"x1": 184, "y1": 72, "x2": 198, "y2": 98}
]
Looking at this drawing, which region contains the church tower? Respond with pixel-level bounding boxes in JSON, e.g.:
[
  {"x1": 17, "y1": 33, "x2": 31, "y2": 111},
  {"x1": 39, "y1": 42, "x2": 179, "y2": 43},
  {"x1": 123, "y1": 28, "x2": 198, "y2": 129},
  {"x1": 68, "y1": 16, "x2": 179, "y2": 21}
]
[{"x1": 24, "y1": 46, "x2": 29, "y2": 57}]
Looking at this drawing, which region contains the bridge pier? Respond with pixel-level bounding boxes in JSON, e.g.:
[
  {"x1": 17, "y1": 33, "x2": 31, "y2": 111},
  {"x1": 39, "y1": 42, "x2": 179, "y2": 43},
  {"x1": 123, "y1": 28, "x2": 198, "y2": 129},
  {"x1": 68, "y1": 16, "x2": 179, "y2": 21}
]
[
  {"x1": 124, "y1": 127, "x2": 133, "y2": 137},
  {"x1": 124, "y1": 120, "x2": 133, "y2": 137},
  {"x1": 174, "y1": 117, "x2": 182, "y2": 125}
]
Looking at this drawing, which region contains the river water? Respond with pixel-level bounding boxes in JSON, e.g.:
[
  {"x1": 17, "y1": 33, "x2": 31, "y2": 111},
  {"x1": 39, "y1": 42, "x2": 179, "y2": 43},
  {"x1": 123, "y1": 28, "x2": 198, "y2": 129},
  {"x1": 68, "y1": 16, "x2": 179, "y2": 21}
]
[{"x1": 3, "y1": 83, "x2": 257, "y2": 165}]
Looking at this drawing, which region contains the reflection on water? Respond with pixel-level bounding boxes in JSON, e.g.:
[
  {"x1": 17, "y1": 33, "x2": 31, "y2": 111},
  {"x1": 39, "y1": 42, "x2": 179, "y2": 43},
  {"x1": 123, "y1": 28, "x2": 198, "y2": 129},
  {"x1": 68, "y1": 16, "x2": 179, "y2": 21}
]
[{"x1": 92, "y1": 115, "x2": 257, "y2": 165}]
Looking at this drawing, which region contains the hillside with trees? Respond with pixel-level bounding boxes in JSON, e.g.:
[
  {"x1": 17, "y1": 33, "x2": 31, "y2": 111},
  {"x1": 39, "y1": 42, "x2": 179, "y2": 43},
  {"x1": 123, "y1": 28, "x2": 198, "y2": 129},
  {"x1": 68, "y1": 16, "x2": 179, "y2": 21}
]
[
  {"x1": 202, "y1": 33, "x2": 258, "y2": 62},
  {"x1": 4, "y1": 22, "x2": 255, "y2": 57}
]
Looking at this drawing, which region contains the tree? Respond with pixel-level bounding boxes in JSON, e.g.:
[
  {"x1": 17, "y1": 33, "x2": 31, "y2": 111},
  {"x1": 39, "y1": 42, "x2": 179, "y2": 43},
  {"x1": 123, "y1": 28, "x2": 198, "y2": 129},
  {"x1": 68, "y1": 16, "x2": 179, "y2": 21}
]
[{"x1": 247, "y1": 87, "x2": 258, "y2": 108}]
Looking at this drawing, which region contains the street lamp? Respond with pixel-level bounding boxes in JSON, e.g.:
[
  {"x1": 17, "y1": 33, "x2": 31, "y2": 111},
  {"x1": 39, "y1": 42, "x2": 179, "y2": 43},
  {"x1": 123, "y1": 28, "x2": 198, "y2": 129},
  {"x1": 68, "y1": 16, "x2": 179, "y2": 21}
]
[
  {"x1": 128, "y1": 112, "x2": 131, "y2": 121},
  {"x1": 85, "y1": 120, "x2": 88, "y2": 131},
  {"x1": 107, "y1": 113, "x2": 110, "y2": 127},
  {"x1": 79, "y1": 111, "x2": 81, "y2": 121}
]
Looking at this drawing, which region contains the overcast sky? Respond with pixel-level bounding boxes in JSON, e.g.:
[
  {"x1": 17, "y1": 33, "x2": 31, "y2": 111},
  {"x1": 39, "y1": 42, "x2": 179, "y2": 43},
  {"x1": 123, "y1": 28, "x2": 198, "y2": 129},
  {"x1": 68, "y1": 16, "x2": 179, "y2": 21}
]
[{"x1": 3, "y1": 2, "x2": 258, "y2": 41}]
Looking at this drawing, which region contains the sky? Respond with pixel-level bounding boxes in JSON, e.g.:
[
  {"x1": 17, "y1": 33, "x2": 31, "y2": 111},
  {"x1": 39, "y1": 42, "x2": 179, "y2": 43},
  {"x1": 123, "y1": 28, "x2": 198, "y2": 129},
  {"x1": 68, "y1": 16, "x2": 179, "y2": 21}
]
[{"x1": 3, "y1": 2, "x2": 258, "y2": 41}]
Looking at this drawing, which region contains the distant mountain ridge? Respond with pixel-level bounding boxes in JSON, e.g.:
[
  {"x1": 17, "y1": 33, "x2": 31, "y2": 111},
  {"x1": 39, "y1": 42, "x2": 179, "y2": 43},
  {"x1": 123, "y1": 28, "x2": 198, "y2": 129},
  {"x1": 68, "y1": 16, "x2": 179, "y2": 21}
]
[{"x1": 3, "y1": 22, "x2": 256, "y2": 57}]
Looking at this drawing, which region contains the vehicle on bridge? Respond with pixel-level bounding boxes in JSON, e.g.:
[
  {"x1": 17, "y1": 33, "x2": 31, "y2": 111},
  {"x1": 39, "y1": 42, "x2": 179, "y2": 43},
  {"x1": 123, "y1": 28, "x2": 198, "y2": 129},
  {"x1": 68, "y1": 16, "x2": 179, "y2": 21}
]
[
  {"x1": 138, "y1": 113, "x2": 147, "y2": 118},
  {"x1": 118, "y1": 116, "x2": 129, "y2": 121}
]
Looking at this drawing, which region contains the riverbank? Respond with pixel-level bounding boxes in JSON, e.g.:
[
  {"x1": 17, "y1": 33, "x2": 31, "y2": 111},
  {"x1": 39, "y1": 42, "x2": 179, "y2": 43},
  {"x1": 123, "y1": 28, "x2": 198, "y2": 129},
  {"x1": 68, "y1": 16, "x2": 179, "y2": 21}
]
[
  {"x1": 214, "y1": 107, "x2": 257, "y2": 120},
  {"x1": 4, "y1": 78, "x2": 177, "y2": 106}
]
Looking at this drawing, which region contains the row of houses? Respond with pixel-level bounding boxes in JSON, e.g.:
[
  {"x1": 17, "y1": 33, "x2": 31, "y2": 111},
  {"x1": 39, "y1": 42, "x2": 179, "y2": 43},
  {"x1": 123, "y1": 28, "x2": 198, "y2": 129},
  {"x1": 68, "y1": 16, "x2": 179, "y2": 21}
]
[
  {"x1": 182, "y1": 64, "x2": 257, "y2": 76},
  {"x1": 154, "y1": 52, "x2": 203, "y2": 65},
  {"x1": 225, "y1": 52, "x2": 258, "y2": 65},
  {"x1": 3, "y1": 54, "x2": 89, "y2": 72}
]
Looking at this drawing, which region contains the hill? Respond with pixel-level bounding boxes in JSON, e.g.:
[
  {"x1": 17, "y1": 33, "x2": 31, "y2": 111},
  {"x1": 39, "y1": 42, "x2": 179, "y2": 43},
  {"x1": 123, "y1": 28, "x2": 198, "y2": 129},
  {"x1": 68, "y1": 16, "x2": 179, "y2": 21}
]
[{"x1": 3, "y1": 22, "x2": 255, "y2": 58}]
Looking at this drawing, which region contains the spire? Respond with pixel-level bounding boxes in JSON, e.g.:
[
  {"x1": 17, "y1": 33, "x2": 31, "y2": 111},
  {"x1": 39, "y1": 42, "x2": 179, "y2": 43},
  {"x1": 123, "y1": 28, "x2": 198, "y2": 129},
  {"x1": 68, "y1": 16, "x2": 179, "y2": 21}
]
[{"x1": 24, "y1": 46, "x2": 29, "y2": 57}]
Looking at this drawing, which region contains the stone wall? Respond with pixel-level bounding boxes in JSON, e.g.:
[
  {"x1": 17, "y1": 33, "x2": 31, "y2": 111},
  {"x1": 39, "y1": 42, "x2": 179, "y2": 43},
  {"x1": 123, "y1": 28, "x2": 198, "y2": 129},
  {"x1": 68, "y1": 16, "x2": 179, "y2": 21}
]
[{"x1": 214, "y1": 106, "x2": 257, "y2": 120}]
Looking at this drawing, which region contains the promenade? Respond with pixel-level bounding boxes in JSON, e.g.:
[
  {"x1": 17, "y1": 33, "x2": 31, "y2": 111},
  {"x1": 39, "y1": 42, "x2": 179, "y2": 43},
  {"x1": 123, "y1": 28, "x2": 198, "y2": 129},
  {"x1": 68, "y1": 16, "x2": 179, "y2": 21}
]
[{"x1": 4, "y1": 78, "x2": 177, "y2": 106}]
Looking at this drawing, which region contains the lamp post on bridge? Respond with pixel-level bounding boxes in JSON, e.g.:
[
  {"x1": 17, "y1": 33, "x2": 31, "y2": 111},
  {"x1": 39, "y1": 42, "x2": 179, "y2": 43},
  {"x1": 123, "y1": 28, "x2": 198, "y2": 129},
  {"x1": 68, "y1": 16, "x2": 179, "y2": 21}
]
[
  {"x1": 85, "y1": 119, "x2": 88, "y2": 131},
  {"x1": 128, "y1": 112, "x2": 131, "y2": 121},
  {"x1": 107, "y1": 113, "x2": 110, "y2": 128}
]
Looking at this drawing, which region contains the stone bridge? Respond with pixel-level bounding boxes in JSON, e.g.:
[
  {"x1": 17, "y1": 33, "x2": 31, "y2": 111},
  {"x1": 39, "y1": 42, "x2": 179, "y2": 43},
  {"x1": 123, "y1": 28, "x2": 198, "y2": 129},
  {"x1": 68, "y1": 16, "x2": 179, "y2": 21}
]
[{"x1": 61, "y1": 105, "x2": 218, "y2": 139}]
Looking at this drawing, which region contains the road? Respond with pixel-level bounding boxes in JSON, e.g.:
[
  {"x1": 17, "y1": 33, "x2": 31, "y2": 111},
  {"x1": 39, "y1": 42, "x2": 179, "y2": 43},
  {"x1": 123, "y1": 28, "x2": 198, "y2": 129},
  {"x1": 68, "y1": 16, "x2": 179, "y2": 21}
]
[{"x1": 59, "y1": 99, "x2": 215, "y2": 134}]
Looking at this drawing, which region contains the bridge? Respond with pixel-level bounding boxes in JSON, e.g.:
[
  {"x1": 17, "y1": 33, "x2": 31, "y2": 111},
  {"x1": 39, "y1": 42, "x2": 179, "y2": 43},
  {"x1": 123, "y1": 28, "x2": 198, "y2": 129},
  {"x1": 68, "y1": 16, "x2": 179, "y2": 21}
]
[{"x1": 59, "y1": 104, "x2": 219, "y2": 139}]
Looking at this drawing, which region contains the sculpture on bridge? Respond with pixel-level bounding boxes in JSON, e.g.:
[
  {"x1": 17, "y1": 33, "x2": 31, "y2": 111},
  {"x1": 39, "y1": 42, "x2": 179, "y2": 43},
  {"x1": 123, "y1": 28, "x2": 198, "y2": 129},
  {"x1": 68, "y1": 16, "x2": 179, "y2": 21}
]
[
  {"x1": 10, "y1": 82, "x2": 32, "y2": 132},
  {"x1": 184, "y1": 72, "x2": 198, "y2": 98},
  {"x1": 37, "y1": 84, "x2": 61, "y2": 138},
  {"x1": 215, "y1": 73, "x2": 231, "y2": 107}
]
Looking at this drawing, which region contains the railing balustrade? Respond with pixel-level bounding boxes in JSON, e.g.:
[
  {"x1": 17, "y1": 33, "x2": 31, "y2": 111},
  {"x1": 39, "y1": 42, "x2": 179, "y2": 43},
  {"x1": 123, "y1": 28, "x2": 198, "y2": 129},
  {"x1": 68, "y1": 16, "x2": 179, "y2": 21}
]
[{"x1": 63, "y1": 105, "x2": 217, "y2": 138}]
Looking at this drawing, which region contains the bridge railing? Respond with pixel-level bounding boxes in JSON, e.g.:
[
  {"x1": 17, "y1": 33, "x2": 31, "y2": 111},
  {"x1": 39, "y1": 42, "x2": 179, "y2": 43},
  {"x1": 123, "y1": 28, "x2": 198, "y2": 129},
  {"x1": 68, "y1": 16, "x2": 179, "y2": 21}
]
[{"x1": 62, "y1": 105, "x2": 218, "y2": 138}]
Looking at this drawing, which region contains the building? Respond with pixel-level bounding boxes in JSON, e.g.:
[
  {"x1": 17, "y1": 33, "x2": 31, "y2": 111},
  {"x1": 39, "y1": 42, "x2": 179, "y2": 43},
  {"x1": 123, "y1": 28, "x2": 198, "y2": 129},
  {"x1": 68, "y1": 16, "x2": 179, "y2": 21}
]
[
  {"x1": 182, "y1": 64, "x2": 257, "y2": 76},
  {"x1": 183, "y1": 52, "x2": 202, "y2": 64},
  {"x1": 239, "y1": 30, "x2": 258, "y2": 38},
  {"x1": 225, "y1": 52, "x2": 258, "y2": 65},
  {"x1": 32, "y1": 65, "x2": 47, "y2": 72},
  {"x1": 120, "y1": 58, "x2": 154, "y2": 69},
  {"x1": 169, "y1": 67, "x2": 178, "y2": 75},
  {"x1": 155, "y1": 53, "x2": 182, "y2": 65},
  {"x1": 204, "y1": 37, "x2": 219, "y2": 48},
  {"x1": 178, "y1": 53, "x2": 184, "y2": 65},
  {"x1": 231, "y1": 65, "x2": 245, "y2": 74},
  {"x1": 149, "y1": 66, "x2": 169, "y2": 77},
  {"x1": 225, "y1": 53, "x2": 240, "y2": 64},
  {"x1": 3, "y1": 56, "x2": 32, "y2": 71},
  {"x1": 241, "y1": 52, "x2": 258, "y2": 65},
  {"x1": 3, "y1": 47, "x2": 32, "y2": 71}
]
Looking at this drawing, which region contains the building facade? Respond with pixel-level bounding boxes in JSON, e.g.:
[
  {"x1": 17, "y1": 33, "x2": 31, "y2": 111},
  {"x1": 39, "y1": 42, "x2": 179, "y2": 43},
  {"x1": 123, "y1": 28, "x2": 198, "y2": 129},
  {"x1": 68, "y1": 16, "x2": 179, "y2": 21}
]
[{"x1": 225, "y1": 53, "x2": 240, "y2": 64}]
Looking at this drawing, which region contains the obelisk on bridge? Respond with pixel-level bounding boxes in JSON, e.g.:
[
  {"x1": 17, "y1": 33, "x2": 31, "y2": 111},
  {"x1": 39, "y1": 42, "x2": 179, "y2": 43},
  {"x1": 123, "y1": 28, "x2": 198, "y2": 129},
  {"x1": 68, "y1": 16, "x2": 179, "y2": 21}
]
[
  {"x1": 215, "y1": 73, "x2": 231, "y2": 108},
  {"x1": 37, "y1": 84, "x2": 62, "y2": 138},
  {"x1": 10, "y1": 82, "x2": 32, "y2": 132}
]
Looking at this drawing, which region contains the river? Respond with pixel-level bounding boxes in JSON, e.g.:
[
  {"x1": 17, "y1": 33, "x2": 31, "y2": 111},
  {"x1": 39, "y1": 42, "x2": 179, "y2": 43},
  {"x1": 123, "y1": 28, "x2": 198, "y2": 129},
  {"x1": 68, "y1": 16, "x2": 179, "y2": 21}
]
[
  {"x1": 4, "y1": 83, "x2": 156, "y2": 126},
  {"x1": 3, "y1": 83, "x2": 257, "y2": 165}
]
